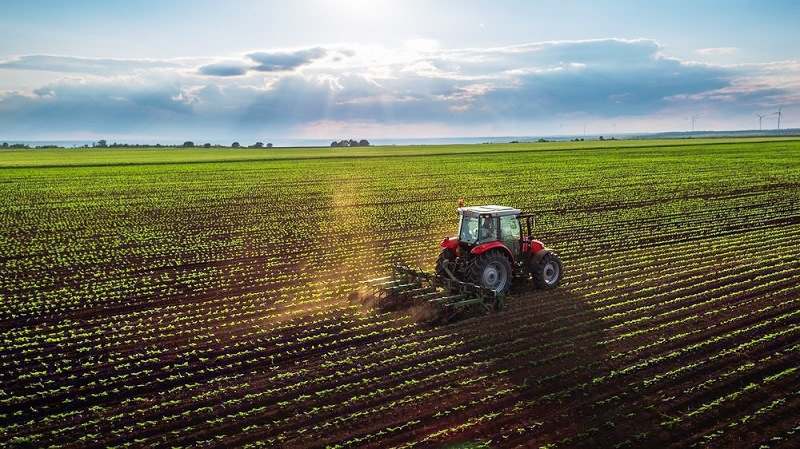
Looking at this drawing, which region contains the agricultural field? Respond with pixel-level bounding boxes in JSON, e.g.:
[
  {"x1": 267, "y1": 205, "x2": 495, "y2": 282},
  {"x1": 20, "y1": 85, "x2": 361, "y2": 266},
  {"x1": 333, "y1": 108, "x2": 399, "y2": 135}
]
[{"x1": 1, "y1": 137, "x2": 800, "y2": 448}]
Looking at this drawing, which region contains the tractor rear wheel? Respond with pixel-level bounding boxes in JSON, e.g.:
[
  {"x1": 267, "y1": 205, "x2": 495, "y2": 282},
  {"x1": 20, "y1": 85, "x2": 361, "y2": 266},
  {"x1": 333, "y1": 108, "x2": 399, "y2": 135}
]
[
  {"x1": 468, "y1": 250, "x2": 512, "y2": 294},
  {"x1": 532, "y1": 251, "x2": 563, "y2": 289}
]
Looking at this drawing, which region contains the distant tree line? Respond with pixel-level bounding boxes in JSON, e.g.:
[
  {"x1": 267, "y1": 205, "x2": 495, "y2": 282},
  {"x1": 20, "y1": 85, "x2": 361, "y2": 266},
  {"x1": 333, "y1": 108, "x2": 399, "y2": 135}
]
[
  {"x1": 1, "y1": 140, "x2": 274, "y2": 149},
  {"x1": 90, "y1": 140, "x2": 274, "y2": 149},
  {"x1": 180, "y1": 141, "x2": 273, "y2": 148},
  {"x1": 1, "y1": 142, "x2": 34, "y2": 149},
  {"x1": 1, "y1": 142, "x2": 72, "y2": 149},
  {"x1": 330, "y1": 139, "x2": 370, "y2": 147}
]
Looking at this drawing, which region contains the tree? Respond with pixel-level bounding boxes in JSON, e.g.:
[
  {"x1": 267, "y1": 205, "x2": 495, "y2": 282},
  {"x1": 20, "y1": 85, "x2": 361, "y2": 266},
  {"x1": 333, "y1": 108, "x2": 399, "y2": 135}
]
[
  {"x1": 1, "y1": 142, "x2": 8, "y2": 148},
  {"x1": 183, "y1": 141, "x2": 195, "y2": 147},
  {"x1": 231, "y1": 142, "x2": 240, "y2": 148},
  {"x1": 331, "y1": 139, "x2": 372, "y2": 147},
  {"x1": 95, "y1": 139, "x2": 107, "y2": 148},
  {"x1": 251, "y1": 142, "x2": 264, "y2": 148},
  {"x1": 266, "y1": 143, "x2": 273, "y2": 148},
  {"x1": 203, "y1": 143, "x2": 211, "y2": 148}
]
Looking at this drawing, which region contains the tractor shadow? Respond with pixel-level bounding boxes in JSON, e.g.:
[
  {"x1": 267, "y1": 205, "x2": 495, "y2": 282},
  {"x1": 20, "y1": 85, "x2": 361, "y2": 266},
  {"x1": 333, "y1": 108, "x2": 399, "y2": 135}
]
[
  {"x1": 439, "y1": 284, "x2": 658, "y2": 448},
  {"x1": 487, "y1": 284, "x2": 605, "y2": 387}
]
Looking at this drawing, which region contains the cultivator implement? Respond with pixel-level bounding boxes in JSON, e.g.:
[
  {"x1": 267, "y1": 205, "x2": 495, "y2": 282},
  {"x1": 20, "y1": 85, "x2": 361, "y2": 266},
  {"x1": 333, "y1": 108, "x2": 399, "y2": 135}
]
[{"x1": 364, "y1": 264, "x2": 505, "y2": 323}]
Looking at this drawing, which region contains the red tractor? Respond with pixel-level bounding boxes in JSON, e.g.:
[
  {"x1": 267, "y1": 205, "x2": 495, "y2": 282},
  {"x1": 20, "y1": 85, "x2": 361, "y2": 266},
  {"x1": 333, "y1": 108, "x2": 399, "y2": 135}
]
[
  {"x1": 435, "y1": 205, "x2": 563, "y2": 294},
  {"x1": 366, "y1": 205, "x2": 563, "y2": 323}
]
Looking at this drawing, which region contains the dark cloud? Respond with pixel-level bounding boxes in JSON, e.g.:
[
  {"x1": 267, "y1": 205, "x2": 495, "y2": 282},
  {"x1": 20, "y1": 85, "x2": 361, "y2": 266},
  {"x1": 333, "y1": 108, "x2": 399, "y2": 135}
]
[
  {"x1": 196, "y1": 47, "x2": 333, "y2": 77},
  {"x1": 246, "y1": 47, "x2": 327, "y2": 72},
  {"x1": 0, "y1": 80, "x2": 193, "y2": 135},
  {"x1": 197, "y1": 61, "x2": 250, "y2": 77},
  {"x1": 474, "y1": 57, "x2": 730, "y2": 117}
]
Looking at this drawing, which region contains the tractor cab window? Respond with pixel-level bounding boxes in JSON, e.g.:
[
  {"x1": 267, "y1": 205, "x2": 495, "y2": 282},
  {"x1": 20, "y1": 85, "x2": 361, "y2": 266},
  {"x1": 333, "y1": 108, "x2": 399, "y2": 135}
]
[
  {"x1": 478, "y1": 215, "x2": 499, "y2": 242},
  {"x1": 500, "y1": 216, "x2": 521, "y2": 256},
  {"x1": 500, "y1": 216, "x2": 521, "y2": 240},
  {"x1": 459, "y1": 215, "x2": 498, "y2": 244},
  {"x1": 459, "y1": 216, "x2": 479, "y2": 244}
]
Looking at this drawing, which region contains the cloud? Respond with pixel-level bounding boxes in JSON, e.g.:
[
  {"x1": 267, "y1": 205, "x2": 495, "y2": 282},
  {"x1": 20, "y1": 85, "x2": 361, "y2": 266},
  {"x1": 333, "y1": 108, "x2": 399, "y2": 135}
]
[
  {"x1": 0, "y1": 39, "x2": 798, "y2": 139},
  {"x1": 0, "y1": 78, "x2": 193, "y2": 136},
  {"x1": 429, "y1": 39, "x2": 664, "y2": 78},
  {"x1": 696, "y1": 47, "x2": 738, "y2": 56},
  {"x1": 197, "y1": 61, "x2": 250, "y2": 77},
  {"x1": 196, "y1": 47, "x2": 337, "y2": 77},
  {"x1": 247, "y1": 47, "x2": 327, "y2": 72},
  {"x1": 0, "y1": 55, "x2": 181, "y2": 75}
]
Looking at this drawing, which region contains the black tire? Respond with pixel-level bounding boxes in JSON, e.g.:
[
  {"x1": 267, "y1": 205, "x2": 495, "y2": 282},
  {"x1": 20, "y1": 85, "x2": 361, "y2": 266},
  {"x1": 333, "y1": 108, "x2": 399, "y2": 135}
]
[
  {"x1": 468, "y1": 250, "x2": 512, "y2": 294},
  {"x1": 532, "y1": 251, "x2": 563, "y2": 289},
  {"x1": 435, "y1": 248, "x2": 456, "y2": 279}
]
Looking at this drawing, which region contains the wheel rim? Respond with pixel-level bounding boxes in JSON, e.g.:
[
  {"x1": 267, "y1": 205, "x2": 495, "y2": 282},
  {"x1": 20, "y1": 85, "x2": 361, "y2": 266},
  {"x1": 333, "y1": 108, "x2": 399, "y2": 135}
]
[
  {"x1": 543, "y1": 261, "x2": 560, "y2": 286},
  {"x1": 482, "y1": 261, "x2": 508, "y2": 292}
]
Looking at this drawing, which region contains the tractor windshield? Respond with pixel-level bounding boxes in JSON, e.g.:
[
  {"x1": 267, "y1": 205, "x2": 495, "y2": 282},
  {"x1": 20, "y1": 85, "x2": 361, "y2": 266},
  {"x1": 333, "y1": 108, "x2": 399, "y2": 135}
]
[
  {"x1": 459, "y1": 216, "x2": 479, "y2": 244},
  {"x1": 459, "y1": 215, "x2": 498, "y2": 244}
]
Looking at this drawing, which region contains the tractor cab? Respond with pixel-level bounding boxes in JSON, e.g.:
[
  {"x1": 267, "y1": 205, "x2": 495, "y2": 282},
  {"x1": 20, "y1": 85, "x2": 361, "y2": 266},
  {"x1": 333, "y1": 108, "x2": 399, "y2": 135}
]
[
  {"x1": 454, "y1": 205, "x2": 544, "y2": 260},
  {"x1": 456, "y1": 205, "x2": 523, "y2": 258}
]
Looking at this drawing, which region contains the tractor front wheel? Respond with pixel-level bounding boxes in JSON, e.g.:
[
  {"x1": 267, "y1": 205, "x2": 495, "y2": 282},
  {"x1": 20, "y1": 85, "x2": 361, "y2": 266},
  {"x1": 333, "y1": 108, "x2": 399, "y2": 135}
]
[
  {"x1": 532, "y1": 251, "x2": 563, "y2": 289},
  {"x1": 468, "y1": 250, "x2": 512, "y2": 294}
]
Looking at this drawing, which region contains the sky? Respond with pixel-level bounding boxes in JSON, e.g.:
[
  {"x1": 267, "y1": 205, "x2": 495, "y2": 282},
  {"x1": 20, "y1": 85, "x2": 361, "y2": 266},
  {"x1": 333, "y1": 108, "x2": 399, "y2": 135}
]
[{"x1": 0, "y1": 0, "x2": 798, "y2": 142}]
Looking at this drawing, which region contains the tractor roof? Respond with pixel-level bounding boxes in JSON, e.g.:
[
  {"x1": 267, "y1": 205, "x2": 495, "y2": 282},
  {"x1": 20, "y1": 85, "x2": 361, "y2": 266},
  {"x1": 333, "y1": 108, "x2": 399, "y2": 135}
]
[{"x1": 458, "y1": 205, "x2": 521, "y2": 217}]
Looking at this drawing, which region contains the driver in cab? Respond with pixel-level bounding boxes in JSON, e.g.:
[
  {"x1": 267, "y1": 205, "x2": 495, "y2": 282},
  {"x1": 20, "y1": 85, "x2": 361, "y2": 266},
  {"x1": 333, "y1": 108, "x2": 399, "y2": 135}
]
[{"x1": 479, "y1": 217, "x2": 496, "y2": 241}]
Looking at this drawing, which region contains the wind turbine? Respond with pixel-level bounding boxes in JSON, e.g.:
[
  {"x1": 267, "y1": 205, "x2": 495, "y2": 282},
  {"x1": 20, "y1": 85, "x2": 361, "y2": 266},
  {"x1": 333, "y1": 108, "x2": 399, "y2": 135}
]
[
  {"x1": 690, "y1": 115, "x2": 700, "y2": 132},
  {"x1": 756, "y1": 113, "x2": 767, "y2": 131},
  {"x1": 772, "y1": 107, "x2": 783, "y2": 130}
]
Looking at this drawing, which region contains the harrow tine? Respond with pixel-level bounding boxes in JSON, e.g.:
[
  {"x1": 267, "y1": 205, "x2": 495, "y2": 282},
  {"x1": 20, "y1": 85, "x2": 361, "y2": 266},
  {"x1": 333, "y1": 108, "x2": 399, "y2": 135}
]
[
  {"x1": 404, "y1": 286, "x2": 437, "y2": 297},
  {"x1": 365, "y1": 275, "x2": 394, "y2": 284},
  {"x1": 386, "y1": 282, "x2": 421, "y2": 290},
  {"x1": 411, "y1": 290, "x2": 445, "y2": 301},
  {"x1": 371, "y1": 279, "x2": 406, "y2": 288},
  {"x1": 427, "y1": 293, "x2": 467, "y2": 305}
]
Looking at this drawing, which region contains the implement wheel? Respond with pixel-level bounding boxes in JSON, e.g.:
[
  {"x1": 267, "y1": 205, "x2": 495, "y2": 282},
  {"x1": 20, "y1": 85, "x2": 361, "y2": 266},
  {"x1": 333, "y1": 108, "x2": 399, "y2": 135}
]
[
  {"x1": 468, "y1": 250, "x2": 512, "y2": 294},
  {"x1": 435, "y1": 248, "x2": 456, "y2": 279},
  {"x1": 532, "y1": 251, "x2": 563, "y2": 289}
]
